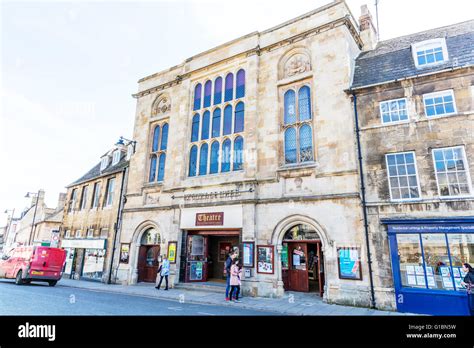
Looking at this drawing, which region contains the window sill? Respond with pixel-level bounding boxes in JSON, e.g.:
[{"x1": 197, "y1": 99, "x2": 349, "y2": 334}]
[{"x1": 277, "y1": 162, "x2": 317, "y2": 178}]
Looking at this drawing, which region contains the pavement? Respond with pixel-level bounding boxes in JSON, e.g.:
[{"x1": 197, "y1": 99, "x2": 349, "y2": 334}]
[{"x1": 56, "y1": 278, "x2": 413, "y2": 316}]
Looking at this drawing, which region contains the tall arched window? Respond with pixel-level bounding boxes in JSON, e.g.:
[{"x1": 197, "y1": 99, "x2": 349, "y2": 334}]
[
  {"x1": 191, "y1": 114, "x2": 200, "y2": 142},
  {"x1": 221, "y1": 139, "x2": 231, "y2": 172},
  {"x1": 234, "y1": 102, "x2": 244, "y2": 133},
  {"x1": 204, "y1": 80, "x2": 212, "y2": 108},
  {"x1": 223, "y1": 105, "x2": 232, "y2": 135},
  {"x1": 284, "y1": 90, "x2": 296, "y2": 125},
  {"x1": 193, "y1": 83, "x2": 202, "y2": 111},
  {"x1": 212, "y1": 108, "x2": 221, "y2": 138},
  {"x1": 160, "y1": 123, "x2": 169, "y2": 150},
  {"x1": 284, "y1": 127, "x2": 297, "y2": 164},
  {"x1": 233, "y1": 136, "x2": 243, "y2": 171},
  {"x1": 236, "y1": 69, "x2": 245, "y2": 99},
  {"x1": 225, "y1": 73, "x2": 234, "y2": 102},
  {"x1": 149, "y1": 122, "x2": 168, "y2": 182},
  {"x1": 189, "y1": 145, "x2": 198, "y2": 177},
  {"x1": 210, "y1": 141, "x2": 220, "y2": 174},
  {"x1": 298, "y1": 86, "x2": 311, "y2": 121},
  {"x1": 214, "y1": 77, "x2": 222, "y2": 105},
  {"x1": 202, "y1": 111, "x2": 210, "y2": 140},
  {"x1": 157, "y1": 153, "x2": 166, "y2": 182},
  {"x1": 282, "y1": 85, "x2": 314, "y2": 165},
  {"x1": 152, "y1": 125, "x2": 160, "y2": 152},
  {"x1": 199, "y1": 144, "x2": 208, "y2": 176},
  {"x1": 299, "y1": 124, "x2": 314, "y2": 162},
  {"x1": 149, "y1": 155, "x2": 157, "y2": 182}
]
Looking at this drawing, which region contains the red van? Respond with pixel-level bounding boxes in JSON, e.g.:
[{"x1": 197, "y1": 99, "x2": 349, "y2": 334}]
[{"x1": 0, "y1": 246, "x2": 66, "y2": 286}]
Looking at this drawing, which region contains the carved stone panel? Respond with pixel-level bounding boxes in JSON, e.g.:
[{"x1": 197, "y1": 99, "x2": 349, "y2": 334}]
[
  {"x1": 151, "y1": 94, "x2": 171, "y2": 116},
  {"x1": 284, "y1": 53, "x2": 311, "y2": 78}
]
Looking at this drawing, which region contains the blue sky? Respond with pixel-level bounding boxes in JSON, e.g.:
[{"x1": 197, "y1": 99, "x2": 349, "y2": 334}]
[{"x1": 1, "y1": 0, "x2": 473, "y2": 224}]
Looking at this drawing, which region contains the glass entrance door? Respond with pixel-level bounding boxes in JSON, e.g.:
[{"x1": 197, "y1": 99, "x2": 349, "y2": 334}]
[
  {"x1": 288, "y1": 243, "x2": 309, "y2": 292},
  {"x1": 185, "y1": 235, "x2": 208, "y2": 282}
]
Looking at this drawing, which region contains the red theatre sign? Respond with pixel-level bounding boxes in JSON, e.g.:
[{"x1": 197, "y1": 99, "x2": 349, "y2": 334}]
[{"x1": 195, "y1": 212, "x2": 224, "y2": 226}]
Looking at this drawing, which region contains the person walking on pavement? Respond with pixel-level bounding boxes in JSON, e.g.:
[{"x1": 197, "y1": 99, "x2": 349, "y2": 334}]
[
  {"x1": 155, "y1": 255, "x2": 170, "y2": 290},
  {"x1": 224, "y1": 250, "x2": 235, "y2": 301},
  {"x1": 461, "y1": 263, "x2": 474, "y2": 315},
  {"x1": 230, "y1": 258, "x2": 242, "y2": 303}
]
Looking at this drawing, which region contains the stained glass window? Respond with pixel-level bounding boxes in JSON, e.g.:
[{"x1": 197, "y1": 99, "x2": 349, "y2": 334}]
[
  {"x1": 299, "y1": 124, "x2": 314, "y2": 162},
  {"x1": 284, "y1": 90, "x2": 296, "y2": 125},
  {"x1": 298, "y1": 86, "x2": 311, "y2": 121},
  {"x1": 284, "y1": 127, "x2": 297, "y2": 164}
]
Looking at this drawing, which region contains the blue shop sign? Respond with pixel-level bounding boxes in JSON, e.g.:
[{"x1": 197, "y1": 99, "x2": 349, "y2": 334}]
[{"x1": 383, "y1": 218, "x2": 474, "y2": 316}]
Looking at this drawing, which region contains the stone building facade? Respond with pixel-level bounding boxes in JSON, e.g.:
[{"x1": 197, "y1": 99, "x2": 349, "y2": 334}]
[
  {"x1": 350, "y1": 20, "x2": 474, "y2": 314},
  {"x1": 59, "y1": 143, "x2": 131, "y2": 282},
  {"x1": 116, "y1": 0, "x2": 386, "y2": 308},
  {"x1": 11, "y1": 190, "x2": 65, "y2": 249}
]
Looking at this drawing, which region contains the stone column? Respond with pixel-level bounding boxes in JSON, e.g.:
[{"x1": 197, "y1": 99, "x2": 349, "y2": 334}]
[{"x1": 275, "y1": 244, "x2": 284, "y2": 297}]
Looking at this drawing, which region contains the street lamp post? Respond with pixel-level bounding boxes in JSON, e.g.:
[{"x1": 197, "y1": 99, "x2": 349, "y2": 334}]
[
  {"x1": 3, "y1": 209, "x2": 15, "y2": 251},
  {"x1": 25, "y1": 191, "x2": 40, "y2": 246}
]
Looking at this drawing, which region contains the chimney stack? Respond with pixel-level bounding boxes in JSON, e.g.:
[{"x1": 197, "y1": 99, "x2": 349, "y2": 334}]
[
  {"x1": 359, "y1": 4, "x2": 378, "y2": 51},
  {"x1": 57, "y1": 192, "x2": 67, "y2": 210},
  {"x1": 31, "y1": 189, "x2": 45, "y2": 208}
]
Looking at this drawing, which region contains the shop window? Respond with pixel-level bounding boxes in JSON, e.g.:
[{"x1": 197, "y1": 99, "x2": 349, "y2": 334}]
[
  {"x1": 447, "y1": 234, "x2": 474, "y2": 291},
  {"x1": 422, "y1": 234, "x2": 452, "y2": 290},
  {"x1": 82, "y1": 248, "x2": 106, "y2": 280},
  {"x1": 380, "y1": 98, "x2": 409, "y2": 124},
  {"x1": 201, "y1": 111, "x2": 210, "y2": 140},
  {"x1": 386, "y1": 152, "x2": 421, "y2": 201},
  {"x1": 214, "y1": 77, "x2": 222, "y2": 105},
  {"x1": 432, "y1": 146, "x2": 472, "y2": 197},
  {"x1": 396, "y1": 234, "x2": 426, "y2": 289},
  {"x1": 282, "y1": 85, "x2": 314, "y2": 165}
]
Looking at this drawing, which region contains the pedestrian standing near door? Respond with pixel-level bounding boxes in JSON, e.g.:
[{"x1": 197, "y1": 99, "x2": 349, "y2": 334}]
[
  {"x1": 155, "y1": 255, "x2": 170, "y2": 290},
  {"x1": 230, "y1": 258, "x2": 242, "y2": 303},
  {"x1": 224, "y1": 250, "x2": 235, "y2": 301},
  {"x1": 461, "y1": 263, "x2": 474, "y2": 316}
]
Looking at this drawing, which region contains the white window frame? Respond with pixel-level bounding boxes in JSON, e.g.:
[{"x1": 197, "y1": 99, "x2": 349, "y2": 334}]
[
  {"x1": 104, "y1": 178, "x2": 115, "y2": 207},
  {"x1": 75, "y1": 230, "x2": 82, "y2": 238},
  {"x1": 422, "y1": 90, "x2": 457, "y2": 118},
  {"x1": 385, "y1": 151, "x2": 423, "y2": 202},
  {"x1": 379, "y1": 98, "x2": 409, "y2": 124},
  {"x1": 126, "y1": 144, "x2": 134, "y2": 161},
  {"x1": 65, "y1": 230, "x2": 71, "y2": 239},
  {"x1": 112, "y1": 150, "x2": 121, "y2": 166},
  {"x1": 412, "y1": 38, "x2": 449, "y2": 69},
  {"x1": 432, "y1": 146, "x2": 473, "y2": 199},
  {"x1": 87, "y1": 229, "x2": 94, "y2": 239},
  {"x1": 100, "y1": 156, "x2": 109, "y2": 171}
]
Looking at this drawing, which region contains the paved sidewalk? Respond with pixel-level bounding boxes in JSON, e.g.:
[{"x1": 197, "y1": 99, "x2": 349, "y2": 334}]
[{"x1": 58, "y1": 279, "x2": 413, "y2": 316}]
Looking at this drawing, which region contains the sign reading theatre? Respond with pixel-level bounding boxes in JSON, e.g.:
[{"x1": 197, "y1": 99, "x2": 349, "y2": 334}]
[{"x1": 195, "y1": 212, "x2": 224, "y2": 226}]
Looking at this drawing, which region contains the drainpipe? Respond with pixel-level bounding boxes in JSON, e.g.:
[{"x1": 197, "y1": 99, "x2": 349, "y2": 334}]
[
  {"x1": 352, "y1": 92, "x2": 376, "y2": 309},
  {"x1": 107, "y1": 166, "x2": 128, "y2": 284}
]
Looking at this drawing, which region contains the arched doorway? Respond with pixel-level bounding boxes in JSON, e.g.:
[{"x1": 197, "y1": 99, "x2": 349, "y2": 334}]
[
  {"x1": 137, "y1": 228, "x2": 161, "y2": 283},
  {"x1": 282, "y1": 224, "x2": 325, "y2": 296}
]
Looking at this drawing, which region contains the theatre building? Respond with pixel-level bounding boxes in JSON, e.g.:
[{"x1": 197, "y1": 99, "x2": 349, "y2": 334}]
[
  {"x1": 116, "y1": 1, "x2": 389, "y2": 308},
  {"x1": 350, "y1": 20, "x2": 474, "y2": 314},
  {"x1": 59, "y1": 141, "x2": 132, "y2": 282}
]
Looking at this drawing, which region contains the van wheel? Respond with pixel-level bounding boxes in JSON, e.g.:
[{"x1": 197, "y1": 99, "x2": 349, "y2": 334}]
[
  {"x1": 15, "y1": 271, "x2": 24, "y2": 285},
  {"x1": 48, "y1": 280, "x2": 57, "y2": 287}
]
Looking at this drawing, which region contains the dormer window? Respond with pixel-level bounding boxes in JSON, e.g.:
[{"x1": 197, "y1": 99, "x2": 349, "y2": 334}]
[
  {"x1": 126, "y1": 144, "x2": 134, "y2": 161},
  {"x1": 112, "y1": 150, "x2": 121, "y2": 166},
  {"x1": 100, "y1": 157, "x2": 109, "y2": 171},
  {"x1": 412, "y1": 38, "x2": 448, "y2": 68}
]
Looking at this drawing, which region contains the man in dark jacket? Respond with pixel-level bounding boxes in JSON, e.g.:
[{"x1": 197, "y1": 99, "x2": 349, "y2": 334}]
[
  {"x1": 224, "y1": 250, "x2": 235, "y2": 301},
  {"x1": 461, "y1": 263, "x2": 474, "y2": 316}
]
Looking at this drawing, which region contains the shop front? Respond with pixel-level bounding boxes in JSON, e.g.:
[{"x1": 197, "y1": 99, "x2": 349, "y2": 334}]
[
  {"x1": 384, "y1": 218, "x2": 474, "y2": 315},
  {"x1": 180, "y1": 206, "x2": 242, "y2": 283},
  {"x1": 60, "y1": 238, "x2": 107, "y2": 282}
]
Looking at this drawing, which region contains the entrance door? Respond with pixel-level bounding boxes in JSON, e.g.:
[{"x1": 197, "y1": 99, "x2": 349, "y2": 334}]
[
  {"x1": 185, "y1": 235, "x2": 208, "y2": 282},
  {"x1": 288, "y1": 243, "x2": 309, "y2": 292},
  {"x1": 138, "y1": 245, "x2": 160, "y2": 282},
  {"x1": 317, "y1": 242, "x2": 325, "y2": 297}
]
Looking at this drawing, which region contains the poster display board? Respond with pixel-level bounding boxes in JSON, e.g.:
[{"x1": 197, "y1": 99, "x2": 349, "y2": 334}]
[
  {"x1": 167, "y1": 241, "x2": 177, "y2": 264},
  {"x1": 337, "y1": 247, "x2": 362, "y2": 280},
  {"x1": 242, "y1": 242, "x2": 254, "y2": 268},
  {"x1": 120, "y1": 243, "x2": 130, "y2": 264},
  {"x1": 257, "y1": 245, "x2": 274, "y2": 274}
]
